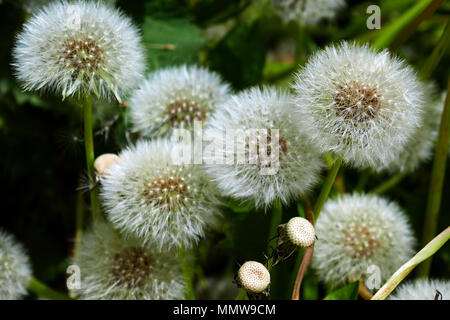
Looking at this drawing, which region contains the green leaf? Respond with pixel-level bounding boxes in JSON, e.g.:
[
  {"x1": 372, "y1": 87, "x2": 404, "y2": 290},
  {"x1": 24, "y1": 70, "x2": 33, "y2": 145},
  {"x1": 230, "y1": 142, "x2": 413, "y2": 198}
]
[
  {"x1": 323, "y1": 281, "x2": 360, "y2": 300},
  {"x1": 142, "y1": 17, "x2": 207, "y2": 70}
]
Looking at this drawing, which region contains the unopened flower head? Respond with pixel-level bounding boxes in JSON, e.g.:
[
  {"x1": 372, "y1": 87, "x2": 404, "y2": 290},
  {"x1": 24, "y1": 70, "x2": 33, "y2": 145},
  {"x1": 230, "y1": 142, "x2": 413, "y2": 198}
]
[
  {"x1": 312, "y1": 193, "x2": 415, "y2": 288},
  {"x1": 94, "y1": 153, "x2": 120, "y2": 177},
  {"x1": 72, "y1": 222, "x2": 184, "y2": 300},
  {"x1": 238, "y1": 261, "x2": 270, "y2": 293},
  {"x1": 286, "y1": 217, "x2": 315, "y2": 247},
  {"x1": 0, "y1": 230, "x2": 32, "y2": 300},
  {"x1": 270, "y1": 0, "x2": 345, "y2": 26},
  {"x1": 205, "y1": 87, "x2": 324, "y2": 208},
  {"x1": 377, "y1": 84, "x2": 444, "y2": 173},
  {"x1": 101, "y1": 139, "x2": 220, "y2": 250},
  {"x1": 129, "y1": 65, "x2": 231, "y2": 137},
  {"x1": 389, "y1": 279, "x2": 450, "y2": 300},
  {"x1": 293, "y1": 42, "x2": 425, "y2": 169},
  {"x1": 13, "y1": 0, "x2": 145, "y2": 101}
]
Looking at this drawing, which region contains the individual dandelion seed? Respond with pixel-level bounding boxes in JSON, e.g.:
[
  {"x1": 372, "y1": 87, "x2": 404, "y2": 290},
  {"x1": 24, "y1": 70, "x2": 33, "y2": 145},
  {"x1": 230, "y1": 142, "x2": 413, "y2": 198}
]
[
  {"x1": 12, "y1": 0, "x2": 145, "y2": 101},
  {"x1": 129, "y1": 65, "x2": 231, "y2": 137},
  {"x1": 312, "y1": 193, "x2": 415, "y2": 289},
  {"x1": 286, "y1": 217, "x2": 315, "y2": 247},
  {"x1": 388, "y1": 279, "x2": 450, "y2": 300},
  {"x1": 94, "y1": 153, "x2": 120, "y2": 177},
  {"x1": 204, "y1": 87, "x2": 324, "y2": 208},
  {"x1": 72, "y1": 221, "x2": 184, "y2": 300},
  {"x1": 270, "y1": 0, "x2": 345, "y2": 26},
  {"x1": 376, "y1": 83, "x2": 444, "y2": 174},
  {"x1": 292, "y1": 42, "x2": 425, "y2": 169},
  {"x1": 237, "y1": 261, "x2": 270, "y2": 294},
  {"x1": 100, "y1": 139, "x2": 220, "y2": 251},
  {"x1": 0, "y1": 229, "x2": 32, "y2": 300}
]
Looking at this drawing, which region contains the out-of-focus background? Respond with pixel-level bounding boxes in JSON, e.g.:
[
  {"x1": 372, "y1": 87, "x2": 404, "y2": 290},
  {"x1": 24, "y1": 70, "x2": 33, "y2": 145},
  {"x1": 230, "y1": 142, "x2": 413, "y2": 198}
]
[{"x1": 0, "y1": 0, "x2": 449, "y2": 299}]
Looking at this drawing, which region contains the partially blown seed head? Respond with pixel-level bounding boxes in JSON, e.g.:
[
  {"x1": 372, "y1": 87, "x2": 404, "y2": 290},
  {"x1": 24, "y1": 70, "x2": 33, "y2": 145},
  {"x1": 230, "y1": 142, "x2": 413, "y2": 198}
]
[
  {"x1": 101, "y1": 139, "x2": 220, "y2": 251},
  {"x1": 312, "y1": 193, "x2": 415, "y2": 288},
  {"x1": 72, "y1": 222, "x2": 184, "y2": 300},
  {"x1": 129, "y1": 65, "x2": 231, "y2": 137},
  {"x1": 292, "y1": 42, "x2": 425, "y2": 169},
  {"x1": 389, "y1": 279, "x2": 450, "y2": 300},
  {"x1": 13, "y1": 0, "x2": 145, "y2": 101},
  {"x1": 238, "y1": 261, "x2": 270, "y2": 293},
  {"x1": 286, "y1": 217, "x2": 315, "y2": 247},
  {"x1": 0, "y1": 230, "x2": 32, "y2": 300}
]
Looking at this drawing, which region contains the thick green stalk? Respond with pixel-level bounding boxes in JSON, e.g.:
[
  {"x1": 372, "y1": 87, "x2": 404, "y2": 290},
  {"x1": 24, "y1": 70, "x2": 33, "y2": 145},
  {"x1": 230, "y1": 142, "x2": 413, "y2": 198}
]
[
  {"x1": 179, "y1": 248, "x2": 196, "y2": 300},
  {"x1": 372, "y1": 0, "x2": 443, "y2": 50},
  {"x1": 372, "y1": 226, "x2": 450, "y2": 300},
  {"x1": 235, "y1": 288, "x2": 249, "y2": 300},
  {"x1": 314, "y1": 158, "x2": 342, "y2": 221},
  {"x1": 419, "y1": 21, "x2": 450, "y2": 80},
  {"x1": 83, "y1": 95, "x2": 101, "y2": 221},
  {"x1": 417, "y1": 79, "x2": 450, "y2": 277},
  {"x1": 28, "y1": 277, "x2": 72, "y2": 300},
  {"x1": 370, "y1": 172, "x2": 406, "y2": 195},
  {"x1": 268, "y1": 199, "x2": 283, "y2": 253}
]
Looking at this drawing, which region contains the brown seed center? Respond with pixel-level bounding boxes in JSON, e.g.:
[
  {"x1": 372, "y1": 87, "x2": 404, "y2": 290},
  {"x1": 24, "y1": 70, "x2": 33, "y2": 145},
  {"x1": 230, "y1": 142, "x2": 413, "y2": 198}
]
[
  {"x1": 110, "y1": 247, "x2": 152, "y2": 289},
  {"x1": 60, "y1": 37, "x2": 104, "y2": 73},
  {"x1": 343, "y1": 225, "x2": 380, "y2": 259},
  {"x1": 143, "y1": 175, "x2": 189, "y2": 209},
  {"x1": 165, "y1": 100, "x2": 207, "y2": 127},
  {"x1": 333, "y1": 81, "x2": 382, "y2": 122}
]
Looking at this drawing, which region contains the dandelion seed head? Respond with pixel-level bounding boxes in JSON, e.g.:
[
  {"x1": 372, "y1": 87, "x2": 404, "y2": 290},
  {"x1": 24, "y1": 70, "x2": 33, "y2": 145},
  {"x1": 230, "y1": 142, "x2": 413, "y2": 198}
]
[
  {"x1": 312, "y1": 193, "x2": 415, "y2": 288},
  {"x1": 72, "y1": 222, "x2": 184, "y2": 300},
  {"x1": 13, "y1": 0, "x2": 145, "y2": 101},
  {"x1": 238, "y1": 261, "x2": 270, "y2": 294},
  {"x1": 292, "y1": 42, "x2": 425, "y2": 169},
  {"x1": 286, "y1": 217, "x2": 315, "y2": 247},
  {"x1": 389, "y1": 279, "x2": 450, "y2": 300},
  {"x1": 0, "y1": 230, "x2": 32, "y2": 300},
  {"x1": 94, "y1": 153, "x2": 120, "y2": 177},
  {"x1": 129, "y1": 65, "x2": 231, "y2": 137}
]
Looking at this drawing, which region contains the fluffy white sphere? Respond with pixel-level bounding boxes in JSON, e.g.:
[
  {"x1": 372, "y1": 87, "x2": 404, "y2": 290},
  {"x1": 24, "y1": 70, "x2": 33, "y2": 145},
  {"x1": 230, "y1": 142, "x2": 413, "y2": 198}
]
[
  {"x1": 389, "y1": 279, "x2": 450, "y2": 300},
  {"x1": 0, "y1": 230, "x2": 32, "y2": 300},
  {"x1": 270, "y1": 0, "x2": 345, "y2": 26},
  {"x1": 73, "y1": 222, "x2": 184, "y2": 300},
  {"x1": 312, "y1": 193, "x2": 415, "y2": 288},
  {"x1": 286, "y1": 217, "x2": 315, "y2": 247},
  {"x1": 129, "y1": 65, "x2": 231, "y2": 137},
  {"x1": 238, "y1": 261, "x2": 270, "y2": 294},
  {"x1": 292, "y1": 42, "x2": 425, "y2": 169},
  {"x1": 101, "y1": 139, "x2": 220, "y2": 251},
  {"x1": 204, "y1": 87, "x2": 324, "y2": 208},
  {"x1": 13, "y1": 0, "x2": 145, "y2": 101}
]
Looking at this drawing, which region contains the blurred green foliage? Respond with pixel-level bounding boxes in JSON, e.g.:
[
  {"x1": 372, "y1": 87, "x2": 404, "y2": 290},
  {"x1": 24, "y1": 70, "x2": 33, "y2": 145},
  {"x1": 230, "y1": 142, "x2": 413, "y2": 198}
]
[{"x1": 0, "y1": 0, "x2": 449, "y2": 299}]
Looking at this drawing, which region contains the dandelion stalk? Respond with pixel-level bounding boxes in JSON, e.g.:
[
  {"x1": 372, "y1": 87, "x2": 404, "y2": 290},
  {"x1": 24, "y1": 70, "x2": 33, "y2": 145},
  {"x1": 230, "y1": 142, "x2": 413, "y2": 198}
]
[
  {"x1": 73, "y1": 190, "x2": 84, "y2": 258},
  {"x1": 372, "y1": 226, "x2": 450, "y2": 300},
  {"x1": 83, "y1": 94, "x2": 101, "y2": 221},
  {"x1": 235, "y1": 288, "x2": 249, "y2": 300},
  {"x1": 268, "y1": 199, "x2": 283, "y2": 252},
  {"x1": 370, "y1": 172, "x2": 406, "y2": 194},
  {"x1": 416, "y1": 79, "x2": 450, "y2": 277},
  {"x1": 314, "y1": 157, "x2": 342, "y2": 220},
  {"x1": 28, "y1": 277, "x2": 72, "y2": 300},
  {"x1": 179, "y1": 248, "x2": 196, "y2": 300}
]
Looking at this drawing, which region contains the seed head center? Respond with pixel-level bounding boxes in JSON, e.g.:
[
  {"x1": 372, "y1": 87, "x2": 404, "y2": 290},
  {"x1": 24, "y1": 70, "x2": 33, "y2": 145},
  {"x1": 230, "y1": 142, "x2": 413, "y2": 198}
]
[
  {"x1": 166, "y1": 100, "x2": 207, "y2": 127},
  {"x1": 143, "y1": 175, "x2": 189, "y2": 209},
  {"x1": 60, "y1": 37, "x2": 104, "y2": 73},
  {"x1": 344, "y1": 225, "x2": 380, "y2": 259},
  {"x1": 110, "y1": 247, "x2": 152, "y2": 289},
  {"x1": 333, "y1": 81, "x2": 382, "y2": 122}
]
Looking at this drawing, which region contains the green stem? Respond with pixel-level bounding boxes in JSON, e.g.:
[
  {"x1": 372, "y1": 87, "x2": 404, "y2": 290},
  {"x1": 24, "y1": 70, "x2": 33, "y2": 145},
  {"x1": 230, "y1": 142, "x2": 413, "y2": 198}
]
[
  {"x1": 416, "y1": 79, "x2": 450, "y2": 278},
  {"x1": 355, "y1": 169, "x2": 371, "y2": 192},
  {"x1": 179, "y1": 248, "x2": 196, "y2": 300},
  {"x1": 370, "y1": 172, "x2": 406, "y2": 195},
  {"x1": 372, "y1": 0, "x2": 444, "y2": 50},
  {"x1": 268, "y1": 199, "x2": 283, "y2": 253},
  {"x1": 83, "y1": 94, "x2": 101, "y2": 221},
  {"x1": 314, "y1": 158, "x2": 342, "y2": 221},
  {"x1": 372, "y1": 226, "x2": 450, "y2": 300},
  {"x1": 28, "y1": 277, "x2": 72, "y2": 300},
  {"x1": 235, "y1": 288, "x2": 249, "y2": 300},
  {"x1": 73, "y1": 190, "x2": 84, "y2": 258},
  {"x1": 419, "y1": 21, "x2": 450, "y2": 80}
]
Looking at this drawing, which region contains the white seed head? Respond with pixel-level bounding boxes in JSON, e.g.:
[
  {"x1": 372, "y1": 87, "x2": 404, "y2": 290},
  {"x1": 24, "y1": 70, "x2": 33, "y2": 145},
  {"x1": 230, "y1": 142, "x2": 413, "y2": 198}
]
[
  {"x1": 238, "y1": 261, "x2": 270, "y2": 293},
  {"x1": 0, "y1": 230, "x2": 32, "y2": 300},
  {"x1": 205, "y1": 87, "x2": 324, "y2": 208},
  {"x1": 286, "y1": 217, "x2": 315, "y2": 247},
  {"x1": 13, "y1": 1, "x2": 145, "y2": 101},
  {"x1": 312, "y1": 193, "x2": 415, "y2": 288},
  {"x1": 389, "y1": 279, "x2": 450, "y2": 300},
  {"x1": 72, "y1": 221, "x2": 184, "y2": 300},
  {"x1": 129, "y1": 65, "x2": 231, "y2": 137},
  {"x1": 94, "y1": 153, "x2": 119, "y2": 177},
  {"x1": 377, "y1": 83, "x2": 444, "y2": 173},
  {"x1": 100, "y1": 139, "x2": 220, "y2": 251},
  {"x1": 292, "y1": 42, "x2": 425, "y2": 170},
  {"x1": 270, "y1": 0, "x2": 345, "y2": 26}
]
